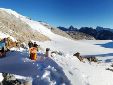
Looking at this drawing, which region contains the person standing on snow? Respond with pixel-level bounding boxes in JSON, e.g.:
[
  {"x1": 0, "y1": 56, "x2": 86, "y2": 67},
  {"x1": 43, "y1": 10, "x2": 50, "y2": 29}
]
[
  {"x1": 28, "y1": 41, "x2": 33, "y2": 59},
  {"x1": 33, "y1": 42, "x2": 39, "y2": 51},
  {"x1": 45, "y1": 48, "x2": 50, "y2": 57},
  {"x1": 29, "y1": 47, "x2": 37, "y2": 60},
  {"x1": 28, "y1": 41, "x2": 33, "y2": 48},
  {"x1": 28, "y1": 41, "x2": 38, "y2": 60}
]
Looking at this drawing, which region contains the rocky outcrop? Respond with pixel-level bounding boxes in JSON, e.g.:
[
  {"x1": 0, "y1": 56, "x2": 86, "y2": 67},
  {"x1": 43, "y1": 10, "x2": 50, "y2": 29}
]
[
  {"x1": 1, "y1": 73, "x2": 32, "y2": 85},
  {"x1": 2, "y1": 73, "x2": 21, "y2": 85},
  {"x1": 79, "y1": 26, "x2": 113, "y2": 40},
  {"x1": 0, "y1": 10, "x2": 50, "y2": 44},
  {"x1": 66, "y1": 31, "x2": 95, "y2": 40},
  {"x1": 58, "y1": 26, "x2": 113, "y2": 40},
  {"x1": 96, "y1": 30, "x2": 113, "y2": 40},
  {"x1": 58, "y1": 26, "x2": 95, "y2": 40}
]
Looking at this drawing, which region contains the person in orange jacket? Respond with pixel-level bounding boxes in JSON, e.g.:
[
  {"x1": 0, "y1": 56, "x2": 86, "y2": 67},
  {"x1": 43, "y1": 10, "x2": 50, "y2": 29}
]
[{"x1": 29, "y1": 47, "x2": 37, "y2": 60}]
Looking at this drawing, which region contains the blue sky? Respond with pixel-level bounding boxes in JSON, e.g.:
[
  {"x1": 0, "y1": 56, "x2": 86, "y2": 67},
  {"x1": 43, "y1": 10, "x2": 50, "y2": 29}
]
[{"x1": 0, "y1": 0, "x2": 113, "y2": 28}]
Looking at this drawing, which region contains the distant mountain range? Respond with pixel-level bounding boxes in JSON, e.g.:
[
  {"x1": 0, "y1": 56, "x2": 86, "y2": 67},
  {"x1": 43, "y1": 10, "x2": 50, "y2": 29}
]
[{"x1": 58, "y1": 26, "x2": 113, "y2": 40}]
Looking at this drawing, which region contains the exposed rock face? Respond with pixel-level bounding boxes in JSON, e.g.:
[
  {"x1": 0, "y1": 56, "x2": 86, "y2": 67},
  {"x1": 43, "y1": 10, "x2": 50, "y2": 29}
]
[
  {"x1": 2, "y1": 73, "x2": 21, "y2": 85},
  {"x1": 58, "y1": 26, "x2": 113, "y2": 40},
  {"x1": 58, "y1": 26, "x2": 95, "y2": 40},
  {"x1": 79, "y1": 27, "x2": 113, "y2": 40},
  {"x1": 2, "y1": 73, "x2": 16, "y2": 81},
  {"x1": 79, "y1": 27, "x2": 97, "y2": 38},
  {"x1": 66, "y1": 31, "x2": 95, "y2": 40},
  {"x1": 0, "y1": 10, "x2": 50, "y2": 43},
  {"x1": 96, "y1": 30, "x2": 113, "y2": 40},
  {"x1": 1, "y1": 73, "x2": 32, "y2": 85}
]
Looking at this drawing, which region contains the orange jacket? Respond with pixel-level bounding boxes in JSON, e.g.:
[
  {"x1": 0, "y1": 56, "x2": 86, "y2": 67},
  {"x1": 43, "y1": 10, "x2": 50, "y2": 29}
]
[{"x1": 29, "y1": 47, "x2": 37, "y2": 54}]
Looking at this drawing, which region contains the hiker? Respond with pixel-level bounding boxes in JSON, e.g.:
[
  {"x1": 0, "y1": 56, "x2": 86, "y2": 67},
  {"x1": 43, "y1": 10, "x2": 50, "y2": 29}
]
[
  {"x1": 45, "y1": 48, "x2": 50, "y2": 57},
  {"x1": 28, "y1": 41, "x2": 33, "y2": 59},
  {"x1": 34, "y1": 42, "x2": 38, "y2": 50},
  {"x1": 28, "y1": 41, "x2": 38, "y2": 60},
  {"x1": 29, "y1": 47, "x2": 37, "y2": 60},
  {"x1": 0, "y1": 40, "x2": 6, "y2": 57},
  {"x1": 3, "y1": 38, "x2": 7, "y2": 47},
  {"x1": 5, "y1": 37, "x2": 11, "y2": 50},
  {"x1": 33, "y1": 42, "x2": 38, "y2": 47},
  {"x1": 28, "y1": 41, "x2": 33, "y2": 48},
  {"x1": 73, "y1": 52, "x2": 83, "y2": 61},
  {"x1": 33, "y1": 42, "x2": 40, "y2": 52}
]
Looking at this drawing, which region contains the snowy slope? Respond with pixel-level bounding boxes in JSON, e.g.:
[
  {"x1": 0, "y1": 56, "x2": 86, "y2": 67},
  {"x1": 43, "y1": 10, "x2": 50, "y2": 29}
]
[
  {"x1": 1, "y1": 8, "x2": 113, "y2": 85},
  {"x1": 51, "y1": 53, "x2": 113, "y2": 85},
  {"x1": 0, "y1": 8, "x2": 54, "y2": 39},
  {"x1": 0, "y1": 8, "x2": 69, "y2": 40}
]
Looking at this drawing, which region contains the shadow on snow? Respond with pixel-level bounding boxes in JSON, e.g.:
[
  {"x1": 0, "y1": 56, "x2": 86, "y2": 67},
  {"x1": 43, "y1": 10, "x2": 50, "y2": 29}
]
[
  {"x1": 95, "y1": 41, "x2": 113, "y2": 48},
  {"x1": 0, "y1": 51, "x2": 71, "y2": 85}
]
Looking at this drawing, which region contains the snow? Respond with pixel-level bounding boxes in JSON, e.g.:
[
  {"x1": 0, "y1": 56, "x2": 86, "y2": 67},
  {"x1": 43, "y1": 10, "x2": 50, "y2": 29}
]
[
  {"x1": 0, "y1": 49, "x2": 71, "y2": 85},
  {"x1": 0, "y1": 73, "x2": 3, "y2": 82},
  {"x1": 0, "y1": 8, "x2": 25, "y2": 19},
  {"x1": 1, "y1": 40, "x2": 113, "y2": 85},
  {"x1": 0, "y1": 8, "x2": 113, "y2": 85}
]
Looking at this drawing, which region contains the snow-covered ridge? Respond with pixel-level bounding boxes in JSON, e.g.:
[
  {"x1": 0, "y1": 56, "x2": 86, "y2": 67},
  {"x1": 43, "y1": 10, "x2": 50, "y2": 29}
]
[
  {"x1": 0, "y1": 8, "x2": 50, "y2": 42},
  {"x1": 0, "y1": 8, "x2": 54, "y2": 38},
  {"x1": 0, "y1": 8, "x2": 72, "y2": 41},
  {"x1": 0, "y1": 8, "x2": 25, "y2": 19}
]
